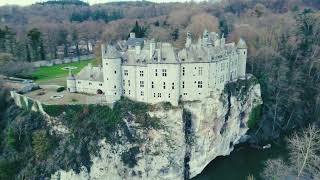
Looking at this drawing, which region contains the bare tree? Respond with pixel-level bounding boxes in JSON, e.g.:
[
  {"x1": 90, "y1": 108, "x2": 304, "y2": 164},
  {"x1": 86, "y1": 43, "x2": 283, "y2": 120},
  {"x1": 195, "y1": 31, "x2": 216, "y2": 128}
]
[
  {"x1": 262, "y1": 159, "x2": 289, "y2": 180},
  {"x1": 288, "y1": 125, "x2": 320, "y2": 179},
  {"x1": 262, "y1": 125, "x2": 320, "y2": 180}
]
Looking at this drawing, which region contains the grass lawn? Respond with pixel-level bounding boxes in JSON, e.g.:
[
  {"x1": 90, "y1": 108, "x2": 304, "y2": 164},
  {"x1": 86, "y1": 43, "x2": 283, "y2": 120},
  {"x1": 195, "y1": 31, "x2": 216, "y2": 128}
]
[{"x1": 32, "y1": 59, "x2": 97, "y2": 86}]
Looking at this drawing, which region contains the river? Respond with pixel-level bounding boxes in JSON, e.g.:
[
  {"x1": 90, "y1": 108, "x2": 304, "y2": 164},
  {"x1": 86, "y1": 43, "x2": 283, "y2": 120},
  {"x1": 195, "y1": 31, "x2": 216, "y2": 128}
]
[{"x1": 193, "y1": 140, "x2": 289, "y2": 180}]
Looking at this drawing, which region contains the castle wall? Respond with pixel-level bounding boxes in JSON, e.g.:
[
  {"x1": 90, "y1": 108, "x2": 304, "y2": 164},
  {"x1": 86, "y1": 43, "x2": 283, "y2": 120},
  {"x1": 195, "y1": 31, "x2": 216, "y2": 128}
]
[
  {"x1": 70, "y1": 32, "x2": 247, "y2": 106},
  {"x1": 75, "y1": 79, "x2": 104, "y2": 94},
  {"x1": 180, "y1": 63, "x2": 210, "y2": 101},
  {"x1": 147, "y1": 63, "x2": 180, "y2": 106},
  {"x1": 122, "y1": 65, "x2": 137, "y2": 100}
]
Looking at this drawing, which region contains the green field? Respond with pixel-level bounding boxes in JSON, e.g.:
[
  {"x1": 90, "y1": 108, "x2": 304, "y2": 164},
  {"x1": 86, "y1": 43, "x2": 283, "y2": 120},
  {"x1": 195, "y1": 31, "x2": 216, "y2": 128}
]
[{"x1": 32, "y1": 59, "x2": 96, "y2": 86}]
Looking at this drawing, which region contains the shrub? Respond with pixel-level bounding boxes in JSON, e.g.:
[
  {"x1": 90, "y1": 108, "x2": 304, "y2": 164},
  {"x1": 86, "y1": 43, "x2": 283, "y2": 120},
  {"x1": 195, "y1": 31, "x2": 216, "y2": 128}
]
[
  {"x1": 247, "y1": 105, "x2": 262, "y2": 129},
  {"x1": 42, "y1": 105, "x2": 65, "y2": 117},
  {"x1": 6, "y1": 128, "x2": 16, "y2": 149},
  {"x1": 32, "y1": 130, "x2": 52, "y2": 160},
  {"x1": 121, "y1": 146, "x2": 140, "y2": 168},
  {"x1": 56, "y1": 87, "x2": 65, "y2": 92}
]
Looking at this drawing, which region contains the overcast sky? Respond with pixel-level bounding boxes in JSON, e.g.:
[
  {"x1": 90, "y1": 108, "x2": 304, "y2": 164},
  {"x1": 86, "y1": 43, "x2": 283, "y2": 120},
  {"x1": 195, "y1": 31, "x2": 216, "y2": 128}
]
[{"x1": 0, "y1": 0, "x2": 205, "y2": 6}]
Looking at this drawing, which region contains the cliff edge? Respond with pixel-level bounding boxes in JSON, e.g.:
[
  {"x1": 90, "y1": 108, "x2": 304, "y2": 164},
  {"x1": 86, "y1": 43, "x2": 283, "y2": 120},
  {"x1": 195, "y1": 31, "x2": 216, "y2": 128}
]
[{"x1": 47, "y1": 76, "x2": 262, "y2": 180}]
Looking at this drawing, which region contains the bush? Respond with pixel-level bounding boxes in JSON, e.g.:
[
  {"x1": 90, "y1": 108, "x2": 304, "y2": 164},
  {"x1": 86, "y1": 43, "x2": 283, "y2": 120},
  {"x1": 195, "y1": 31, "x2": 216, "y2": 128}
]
[
  {"x1": 121, "y1": 146, "x2": 140, "y2": 168},
  {"x1": 247, "y1": 105, "x2": 262, "y2": 129},
  {"x1": 6, "y1": 128, "x2": 16, "y2": 149},
  {"x1": 32, "y1": 130, "x2": 52, "y2": 160},
  {"x1": 42, "y1": 105, "x2": 65, "y2": 117},
  {"x1": 56, "y1": 87, "x2": 65, "y2": 92}
]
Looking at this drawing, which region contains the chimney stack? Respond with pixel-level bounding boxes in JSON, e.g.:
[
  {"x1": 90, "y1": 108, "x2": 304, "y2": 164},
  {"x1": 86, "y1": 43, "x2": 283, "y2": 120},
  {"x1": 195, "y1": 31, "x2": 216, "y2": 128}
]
[{"x1": 130, "y1": 32, "x2": 136, "y2": 38}]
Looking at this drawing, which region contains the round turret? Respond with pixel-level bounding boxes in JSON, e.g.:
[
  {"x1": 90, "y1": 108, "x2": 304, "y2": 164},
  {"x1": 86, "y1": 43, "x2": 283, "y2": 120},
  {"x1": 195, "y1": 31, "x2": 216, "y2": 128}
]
[
  {"x1": 237, "y1": 38, "x2": 247, "y2": 78},
  {"x1": 102, "y1": 45, "x2": 122, "y2": 103}
]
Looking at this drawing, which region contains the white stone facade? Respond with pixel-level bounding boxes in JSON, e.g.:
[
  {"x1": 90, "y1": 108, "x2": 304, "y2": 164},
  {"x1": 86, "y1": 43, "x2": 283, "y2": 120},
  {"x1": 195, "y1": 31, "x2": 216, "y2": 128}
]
[{"x1": 67, "y1": 31, "x2": 247, "y2": 106}]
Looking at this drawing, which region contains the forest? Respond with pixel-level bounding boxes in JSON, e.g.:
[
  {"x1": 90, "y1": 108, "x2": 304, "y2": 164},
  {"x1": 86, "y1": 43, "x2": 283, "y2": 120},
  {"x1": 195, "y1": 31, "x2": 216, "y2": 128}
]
[{"x1": 0, "y1": 0, "x2": 320, "y2": 179}]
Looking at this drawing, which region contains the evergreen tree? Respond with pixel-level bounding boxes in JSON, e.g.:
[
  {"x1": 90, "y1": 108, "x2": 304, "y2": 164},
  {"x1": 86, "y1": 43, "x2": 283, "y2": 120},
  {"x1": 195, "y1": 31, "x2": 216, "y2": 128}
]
[{"x1": 131, "y1": 21, "x2": 147, "y2": 38}]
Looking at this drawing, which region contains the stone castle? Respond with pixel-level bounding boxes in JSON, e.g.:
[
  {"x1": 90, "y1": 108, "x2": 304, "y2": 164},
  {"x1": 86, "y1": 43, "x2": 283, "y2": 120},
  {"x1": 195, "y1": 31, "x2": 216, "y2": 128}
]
[{"x1": 66, "y1": 30, "x2": 247, "y2": 106}]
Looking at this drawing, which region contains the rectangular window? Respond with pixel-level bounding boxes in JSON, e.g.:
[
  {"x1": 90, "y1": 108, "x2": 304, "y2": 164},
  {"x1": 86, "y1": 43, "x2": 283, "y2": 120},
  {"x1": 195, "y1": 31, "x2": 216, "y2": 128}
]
[
  {"x1": 140, "y1": 70, "x2": 144, "y2": 77},
  {"x1": 198, "y1": 81, "x2": 203, "y2": 88},
  {"x1": 99, "y1": 83, "x2": 102, "y2": 86},
  {"x1": 172, "y1": 83, "x2": 174, "y2": 89},
  {"x1": 114, "y1": 71, "x2": 117, "y2": 74},
  {"x1": 78, "y1": 81, "x2": 81, "y2": 84},
  {"x1": 128, "y1": 80, "x2": 130, "y2": 87},
  {"x1": 162, "y1": 69, "x2": 167, "y2": 76},
  {"x1": 123, "y1": 89, "x2": 126, "y2": 94},
  {"x1": 124, "y1": 70, "x2": 128, "y2": 76},
  {"x1": 155, "y1": 69, "x2": 158, "y2": 76},
  {"x1": 123, "y1": 80, "x2": 125, "y2": 86},
  {"x1": 182, "y1": 81, "x2": 185, "y2": 88},
  {"x1": 182, "y1": 67, "x2": 185, "y2": 76},
  {"x1": 129, "y1": 90, "x2": 131, "y2": 95},
  {"x1": 89, "y1": 82, "x2": 92, "y2": 85},
  {"x1": 168, "y1": 93, "x2": 171, "y2": 98},
  {"x1": 154, "y1": 93, "x2": 156, "y2": 97},
  {"x1": 163, "y1": 82, "x2": 166, "y2": 89},
  {"x1": 141, "y1": 91, "x2": 144, "y2": 96},
  {"x1": 157, "y1": 93, "x2": 162, "y2": 98},
  {"x1": 151, "y1": 81, "x2": 154, "y2": 88},
  {"x1": 140, "y1": 81, "x2": 144, "y2": 88}
]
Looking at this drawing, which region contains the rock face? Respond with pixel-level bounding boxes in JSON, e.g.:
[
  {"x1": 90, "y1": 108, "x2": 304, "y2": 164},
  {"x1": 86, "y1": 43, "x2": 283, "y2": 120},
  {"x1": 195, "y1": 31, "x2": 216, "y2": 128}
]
[{"x1": 51, "y1": 78, "x2": 262, "y2": 180}]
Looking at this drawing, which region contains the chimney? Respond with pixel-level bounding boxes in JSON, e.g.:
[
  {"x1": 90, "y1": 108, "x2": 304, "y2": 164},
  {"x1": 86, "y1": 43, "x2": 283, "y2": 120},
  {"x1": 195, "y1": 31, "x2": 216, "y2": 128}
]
[
  {"x1": 101, "y1": 43, "x2": 106, "y2": 57},
  {"x1": 185, "y1": 31, "x2": 192, "y2": 48},
  {"x1": 130, "y1": 32, "x2": 135, "y2": 38},
  {"x1": 135, "y1": 42, "x2": 141, "y2": 55},
  {"x1": 150, "y1": 39, "x2": 155, "y2": 59},
  {"x1": 157, "y1": 43, "x2": 162, "y2": 63}
]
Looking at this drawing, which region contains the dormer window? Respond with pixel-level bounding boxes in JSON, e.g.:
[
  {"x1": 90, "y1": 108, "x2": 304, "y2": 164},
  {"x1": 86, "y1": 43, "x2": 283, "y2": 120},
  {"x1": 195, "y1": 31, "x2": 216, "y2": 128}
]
[
  {"x1": 162, "y1": 58, "x2": 166, "y2": 61},
  {"x1": 181, "y1": 58, "x2": 185, "y2": 61}
]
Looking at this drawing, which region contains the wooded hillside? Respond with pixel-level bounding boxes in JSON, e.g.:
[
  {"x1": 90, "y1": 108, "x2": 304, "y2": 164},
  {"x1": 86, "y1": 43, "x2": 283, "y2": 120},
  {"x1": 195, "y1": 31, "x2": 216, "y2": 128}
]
[{"x1": 0, "y1": 0, "x2": 320, "y2": 162}]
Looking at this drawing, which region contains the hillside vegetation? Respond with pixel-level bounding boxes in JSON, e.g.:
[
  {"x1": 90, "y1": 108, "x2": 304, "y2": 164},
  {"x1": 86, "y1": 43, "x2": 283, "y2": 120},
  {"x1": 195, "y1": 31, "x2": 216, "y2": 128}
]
[
  {"x1": 0, "y1": 0, "x2": 319, "y2": 142},
  {"x1": 0, "y1": 0, "x2": 320, "y2": 178}
]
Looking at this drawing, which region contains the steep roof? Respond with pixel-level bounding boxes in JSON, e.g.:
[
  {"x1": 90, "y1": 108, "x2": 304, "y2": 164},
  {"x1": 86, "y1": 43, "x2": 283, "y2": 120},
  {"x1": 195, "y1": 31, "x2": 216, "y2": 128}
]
[
  {"x1": 105, "y1": 45, "x2": 121, "y2": 59},
  {"x1": 76, "y1": 66, "x2": 104, "y2": 82},
  {"x1": 237, "y1": 38, "x2": 247, "y2": 49},
  {"x1": 126, "y1": 37, "x2": 144, "y2": 47}
]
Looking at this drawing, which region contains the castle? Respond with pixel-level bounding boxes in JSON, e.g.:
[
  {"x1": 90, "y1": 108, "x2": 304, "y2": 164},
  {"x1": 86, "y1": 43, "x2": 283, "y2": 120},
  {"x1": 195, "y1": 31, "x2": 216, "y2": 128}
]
[{"x1": 67, "y1": 30, "x2": 247, "y2": 106}]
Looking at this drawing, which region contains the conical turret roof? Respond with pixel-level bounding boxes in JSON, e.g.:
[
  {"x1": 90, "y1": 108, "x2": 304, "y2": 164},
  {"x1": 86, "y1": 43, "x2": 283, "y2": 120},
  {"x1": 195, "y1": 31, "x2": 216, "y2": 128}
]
[
  {"x1": 105, "y1": 45, "x2": 121, "y2": 59},
  {"x1": 237, "y1": 38, "x2": 247, "y2": 49}
]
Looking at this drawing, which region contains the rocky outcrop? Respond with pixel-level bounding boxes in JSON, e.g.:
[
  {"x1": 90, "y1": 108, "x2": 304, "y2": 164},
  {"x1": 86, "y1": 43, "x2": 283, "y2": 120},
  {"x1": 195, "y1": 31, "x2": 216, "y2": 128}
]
[{"x1": 47, "y1": 77, "x2": 262, "y2": 180}]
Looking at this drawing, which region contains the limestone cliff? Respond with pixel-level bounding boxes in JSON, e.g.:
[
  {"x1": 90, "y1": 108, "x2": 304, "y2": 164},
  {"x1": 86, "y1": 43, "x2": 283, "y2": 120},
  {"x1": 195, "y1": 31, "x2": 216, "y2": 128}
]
[{"x1": 47, "y1": 77, "x2": 262, "y2": 180}]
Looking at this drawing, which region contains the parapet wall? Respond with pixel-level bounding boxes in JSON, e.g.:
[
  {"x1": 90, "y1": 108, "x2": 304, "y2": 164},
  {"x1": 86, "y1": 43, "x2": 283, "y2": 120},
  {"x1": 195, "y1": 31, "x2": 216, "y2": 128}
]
[
  {"x1": 10, "y1": 91, "x2": 49, "y2": 116},
  {"x1": 10, "y1": 91, "x2": 69, "y2": 134}
]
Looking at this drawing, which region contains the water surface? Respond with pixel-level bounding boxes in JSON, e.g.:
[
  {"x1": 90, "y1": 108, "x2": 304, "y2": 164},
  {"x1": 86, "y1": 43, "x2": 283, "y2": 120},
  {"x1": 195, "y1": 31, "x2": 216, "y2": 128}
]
[{"x1": 193, "y1": 141, "x2": 288, "y2": 180}]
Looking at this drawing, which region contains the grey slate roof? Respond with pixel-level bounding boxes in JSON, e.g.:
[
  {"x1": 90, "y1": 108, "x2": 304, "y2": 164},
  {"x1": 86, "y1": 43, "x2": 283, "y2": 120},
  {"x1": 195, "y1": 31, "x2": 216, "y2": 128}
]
[
  {"x1": 105, "y1": 45, "x2": 121, "y2": 59},
  {"x1": 126, "y1": 37, "x2": 144, "y2": 47},
  {"x1": 237, "y1": 38, "x2": 247, "y2": 49},
  {"x1": 76, "y1": 66, "x2": 104, "y2": 82}
]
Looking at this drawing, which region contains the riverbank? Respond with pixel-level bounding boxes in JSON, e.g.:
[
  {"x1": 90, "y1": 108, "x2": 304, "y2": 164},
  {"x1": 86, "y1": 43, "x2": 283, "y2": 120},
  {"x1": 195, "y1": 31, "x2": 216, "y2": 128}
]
[{"x1": 193, "y1": 140, "x2": 289, "y2": 180}]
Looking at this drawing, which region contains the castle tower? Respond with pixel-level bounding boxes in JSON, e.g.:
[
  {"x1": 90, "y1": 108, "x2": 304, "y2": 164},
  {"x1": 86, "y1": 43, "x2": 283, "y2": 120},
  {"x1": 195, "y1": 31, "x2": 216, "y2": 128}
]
[
  {"x1": 237, "y1": 38, "x2": 247, "y2": 78},
  {"x1": 66, "y1": 69, "x2": 77, "y2": 93},
  {"x1": 102, "y1": 44, "x2": 122, "y2": 103}
]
